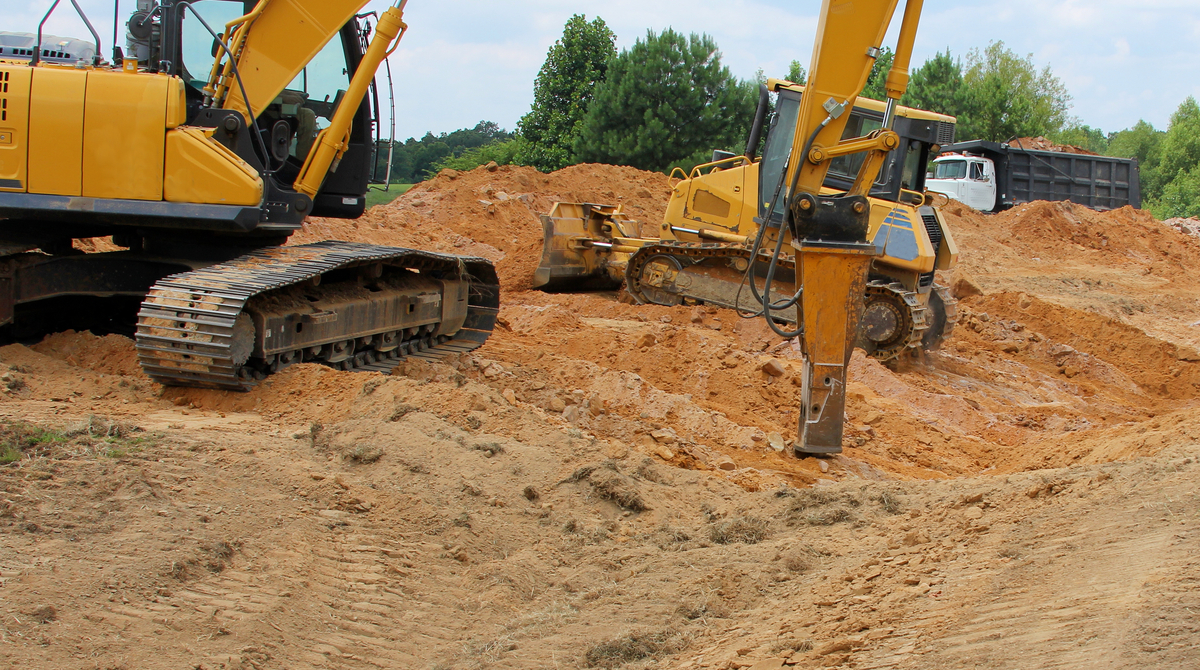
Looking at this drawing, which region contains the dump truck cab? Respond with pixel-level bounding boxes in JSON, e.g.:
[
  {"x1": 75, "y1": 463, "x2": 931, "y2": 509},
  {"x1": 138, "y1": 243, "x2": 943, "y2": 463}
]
[{"x1": 927, "y1": 153, "x2": 998, "y2": 211}]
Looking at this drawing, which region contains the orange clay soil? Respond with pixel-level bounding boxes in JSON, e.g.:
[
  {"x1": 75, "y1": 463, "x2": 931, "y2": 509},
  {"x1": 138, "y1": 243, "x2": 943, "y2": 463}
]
[{"x1": 1, "y1": 163, "x2": 1197, "y2": 670}]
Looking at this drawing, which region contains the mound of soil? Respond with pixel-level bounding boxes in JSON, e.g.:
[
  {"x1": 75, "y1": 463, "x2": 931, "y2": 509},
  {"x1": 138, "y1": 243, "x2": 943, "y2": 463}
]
[
  {"x1": 4, "y1": 160, "x2": 1200, "y2": 670},
  {"x1": 1009, "y1": 136, "x2": 1098, "y2": 155},
  {"x1": 293, "y1": 163, "x2": 672, "y2": 292}
]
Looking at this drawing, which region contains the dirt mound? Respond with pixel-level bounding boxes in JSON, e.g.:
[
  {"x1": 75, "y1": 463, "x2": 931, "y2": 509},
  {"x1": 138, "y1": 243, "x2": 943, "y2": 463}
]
[
  {"x1": 5, "y1": 164, "x2": 1200, "y2": 667},
  {"x1": 292, "y1": 163, "x2": 672, "y2": 292},
  {"x1": 1164, "y1": 216, "x2": 1200, "y2": 241},
  {"x1": 30, "y1": 330, "x2": 142, "y2": 376},
  {"x1": 1009, "y1": 136, "x2": 1097, "y2": 155}
]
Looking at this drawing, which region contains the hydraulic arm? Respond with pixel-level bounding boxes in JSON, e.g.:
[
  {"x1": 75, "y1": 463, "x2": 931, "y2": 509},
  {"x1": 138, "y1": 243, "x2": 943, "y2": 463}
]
[{"x1": 782, "y1": 0, "x2": 925, "y2": 453}]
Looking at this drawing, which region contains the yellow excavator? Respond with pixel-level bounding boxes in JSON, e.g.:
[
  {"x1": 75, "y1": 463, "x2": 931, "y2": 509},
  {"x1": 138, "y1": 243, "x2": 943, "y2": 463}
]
[
  {"x1": 537, "y1": 0, "x2": 945, "y2": 454},
  {"x1": 0, "y1": 0, "x2": 498, "y2": 390}
]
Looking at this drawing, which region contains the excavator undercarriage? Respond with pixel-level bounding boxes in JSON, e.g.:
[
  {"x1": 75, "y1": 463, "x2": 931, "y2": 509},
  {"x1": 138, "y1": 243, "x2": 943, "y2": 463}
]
[{"x1": 137, "y1": 241, "x2": 499, "y2": 390}]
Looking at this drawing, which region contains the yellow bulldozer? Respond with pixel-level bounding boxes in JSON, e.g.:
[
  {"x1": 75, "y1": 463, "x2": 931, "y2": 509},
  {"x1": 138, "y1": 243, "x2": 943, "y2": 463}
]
[{"x1": 534, "y1": 84, "x2": 959, "y2": 363}]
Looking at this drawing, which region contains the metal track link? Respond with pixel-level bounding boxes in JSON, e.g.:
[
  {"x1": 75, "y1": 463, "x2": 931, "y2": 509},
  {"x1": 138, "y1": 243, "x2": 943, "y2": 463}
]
[
  {"x1": 135, "y1": 241, "x2": 499, "y2": 391},
  {"x1": 862, "y1": 280, "x2": 929, "y2": 362},
  {"x1": 625, "y1": 241, "x2": 787, "y2": 307},
  {"x1": 933, "y1": 283, "x2": 959, "y2": 336}
]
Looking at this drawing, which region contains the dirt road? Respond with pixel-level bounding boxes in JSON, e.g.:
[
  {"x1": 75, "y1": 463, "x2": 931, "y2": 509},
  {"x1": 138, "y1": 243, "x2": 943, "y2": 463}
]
[{"x1": 1, "y1": 163, "x2": 1198, "y2": 669}]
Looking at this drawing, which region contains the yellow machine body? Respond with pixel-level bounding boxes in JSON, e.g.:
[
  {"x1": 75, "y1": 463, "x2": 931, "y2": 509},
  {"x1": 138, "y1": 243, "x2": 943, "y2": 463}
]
[
  {"x1": 536, "y1": 0, "x2": 944, "y2": 454},
  {"x1": 660, "y1": 88, "x2": 959, "y2": 279},
  {"x1": 0, "y1": 60, "x2": 260, "y2": 206}
]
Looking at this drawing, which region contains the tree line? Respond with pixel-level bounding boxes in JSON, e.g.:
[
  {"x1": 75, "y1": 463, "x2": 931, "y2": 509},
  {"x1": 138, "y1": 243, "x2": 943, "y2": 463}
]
[{"x1": 379, "y1": 15, "x2": 1199, "y2": 218}]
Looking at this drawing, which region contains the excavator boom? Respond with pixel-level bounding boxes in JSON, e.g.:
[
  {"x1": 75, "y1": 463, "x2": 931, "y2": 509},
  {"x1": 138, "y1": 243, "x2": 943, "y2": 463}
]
[{"x1": 535, "y1": 0, "x2": 942, "y2": 455}]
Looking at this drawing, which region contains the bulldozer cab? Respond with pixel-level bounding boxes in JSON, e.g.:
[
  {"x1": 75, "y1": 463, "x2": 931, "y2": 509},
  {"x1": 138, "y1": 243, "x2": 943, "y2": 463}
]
[{"x1": 757, "y1": 85, "x2": 955, "y2": 226}]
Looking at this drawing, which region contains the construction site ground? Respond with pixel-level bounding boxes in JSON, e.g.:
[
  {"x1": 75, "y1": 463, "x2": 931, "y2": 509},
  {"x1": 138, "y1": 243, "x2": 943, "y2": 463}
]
[{"x1": 2, "y1": 164, "x2": 1198, "y2": 670}]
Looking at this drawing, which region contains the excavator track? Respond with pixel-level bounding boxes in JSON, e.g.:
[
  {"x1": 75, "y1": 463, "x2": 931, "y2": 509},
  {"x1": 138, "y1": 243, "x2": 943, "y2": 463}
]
[{"x1": 135, "y1": 241, "x2": 499, "y2": 391}]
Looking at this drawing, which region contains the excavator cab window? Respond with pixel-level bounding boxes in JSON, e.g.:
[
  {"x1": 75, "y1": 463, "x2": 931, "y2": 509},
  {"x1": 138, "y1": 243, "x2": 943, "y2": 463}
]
[
  {"x1": 179, "y1": 2, "x2": 245, "y2": 88},
  {"x1": 277, "y1": 37, "x2": 351, "y2": 162},
  {"x1": 899, "y1": 140, "x2": 928, "y2": 192}
]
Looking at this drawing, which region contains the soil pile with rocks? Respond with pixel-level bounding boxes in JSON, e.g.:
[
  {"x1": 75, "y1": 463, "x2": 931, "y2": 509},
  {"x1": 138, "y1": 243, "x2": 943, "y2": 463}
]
[{"x1": 2, "y1": 162, "x2": 1198, "y2": 669}]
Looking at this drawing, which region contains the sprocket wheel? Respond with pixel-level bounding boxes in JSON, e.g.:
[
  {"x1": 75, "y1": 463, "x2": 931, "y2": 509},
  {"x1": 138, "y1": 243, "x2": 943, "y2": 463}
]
[{"x1": 858, "y1": 281, "x2": 928, "y2": 362}]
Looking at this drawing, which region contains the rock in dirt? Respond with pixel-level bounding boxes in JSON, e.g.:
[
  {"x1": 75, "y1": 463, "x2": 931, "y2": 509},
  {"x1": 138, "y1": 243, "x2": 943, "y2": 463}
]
[
  {"x1": 761, "y1": 359, "x2": 786, "y2": 377},
  {"x1": 651, "y1": 428, "x2": 678, "y2": 444},
  {"x1": 747, "y1": 659, "x2": 784, "y2": 670},
  {"x1": 502, "y1": 388, "x2": 518, "y2": 405},
  {"x1": 816, "y1": 639, "x2": 855, "y2": 656},
  {"x1": 768, "y1": 432, "x2": 785, "y2": 452},
  {"x1": 717, "y1": 455, "x2": 737, "y2": 471},
  {"x1": 546, "y1": 397, "x2": 566, "y2": 413},
  {"x1": 522, "y1": 485, "x2": 539, "y2": 501},
  {"x1": 603, "y1": 439, "x2": 629, "y2": 459},
  {"x1": 562, "y1": 404, "x2": 582, "y2": 423},
  {"x1": 953, "y1": 275, "x2": 983, "y2": 299},
  {"x1": 964, "y1": 506, "x2": 984, "y2": 520},
  {"x1": 637, "y1": 333, "x2": 657, "y2": 348},
  {"x1": 482, "y1": 362, "x2": 504, "y2": 378}
]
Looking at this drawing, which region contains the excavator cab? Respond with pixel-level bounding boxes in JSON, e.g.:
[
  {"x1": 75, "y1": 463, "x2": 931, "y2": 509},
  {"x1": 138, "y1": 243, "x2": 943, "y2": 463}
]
[{"x1": 171, "y1": 0, "x2": 382, "y2": 219}]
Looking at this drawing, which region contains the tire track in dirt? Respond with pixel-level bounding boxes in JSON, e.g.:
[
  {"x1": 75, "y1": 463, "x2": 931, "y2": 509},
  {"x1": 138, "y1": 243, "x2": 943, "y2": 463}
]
[{"x1": 858, "y1": 459, "x2": 1200, "y2": 669}]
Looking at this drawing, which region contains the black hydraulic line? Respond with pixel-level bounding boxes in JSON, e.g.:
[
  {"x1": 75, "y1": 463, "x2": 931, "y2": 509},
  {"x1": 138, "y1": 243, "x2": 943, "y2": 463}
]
[
  {"x1": 744, "y1": 84, "x2": 770, "y2": 160},
  {"x1": 177, "y1": 1, "x2": 276, "y2": 175},
  {"x1": 754, "y1": 113, "x2": 837, "y2": 340},
  {"x1": 112, "y1": 0, "x2": 120, "y2": 63}
]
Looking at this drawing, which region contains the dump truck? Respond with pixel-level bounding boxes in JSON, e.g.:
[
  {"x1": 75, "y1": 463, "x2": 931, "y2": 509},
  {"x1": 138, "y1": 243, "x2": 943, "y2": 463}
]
[{"x1": 928, "y1": 140, "x2": 1141, "y2": 213}]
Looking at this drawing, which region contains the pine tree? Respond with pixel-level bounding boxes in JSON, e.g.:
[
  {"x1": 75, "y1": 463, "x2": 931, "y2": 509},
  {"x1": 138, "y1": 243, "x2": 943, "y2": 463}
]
[
  {"x1": 574, "y1": 29, "x2": 756, "y2": 173},
  {"x1": 515, "y1": 15, "x2": 616, "y2": 172}
]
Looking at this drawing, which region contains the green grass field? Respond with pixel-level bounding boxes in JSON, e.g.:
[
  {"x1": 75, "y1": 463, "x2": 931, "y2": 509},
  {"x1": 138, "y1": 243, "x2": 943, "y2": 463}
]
[{"x1": 365, "y1": 183, "x2": 414, "y2": 209}]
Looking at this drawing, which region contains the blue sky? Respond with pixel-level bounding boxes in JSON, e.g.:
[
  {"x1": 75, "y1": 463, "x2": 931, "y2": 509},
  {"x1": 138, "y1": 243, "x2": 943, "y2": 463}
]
[{"x1": 16, "y1": 0, "x2": 1200, "y2": 141}]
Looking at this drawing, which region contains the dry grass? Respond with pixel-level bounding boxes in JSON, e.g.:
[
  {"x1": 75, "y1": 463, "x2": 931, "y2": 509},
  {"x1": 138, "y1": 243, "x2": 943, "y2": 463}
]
[
  {"x1": 584, "y1": 629, "x2": 689, "y2": 668},
  {"x1": 347, "y1": 444, "x2": 384, "y2": 463},
  {"x1": 786, "y1": 488, "x2": 862, "y2": 526},
  {"x1": 708, "y1": 516, "x2": 771, "y2": 544}
]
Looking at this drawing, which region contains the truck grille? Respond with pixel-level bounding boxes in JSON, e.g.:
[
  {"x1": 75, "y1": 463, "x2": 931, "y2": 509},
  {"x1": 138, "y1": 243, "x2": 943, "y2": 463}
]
[{"x1": 936, "y1": 121, "x2": 956, "y2": 145}]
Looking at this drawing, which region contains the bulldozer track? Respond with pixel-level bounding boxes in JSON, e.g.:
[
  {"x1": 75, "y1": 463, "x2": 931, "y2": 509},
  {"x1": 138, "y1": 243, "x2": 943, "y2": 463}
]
[
  {"x1": 135, "y1": 241, "x2": 499, "y2": 391},
  {"x1": 625, "y1": 242, "x2": 950, "y2": 362},
  {"x1": 624, "y1": 241, "x2": 791, "y2": 309},
  {"x1": 861, "y1": 280, "x2": 929, "y2": 362}
]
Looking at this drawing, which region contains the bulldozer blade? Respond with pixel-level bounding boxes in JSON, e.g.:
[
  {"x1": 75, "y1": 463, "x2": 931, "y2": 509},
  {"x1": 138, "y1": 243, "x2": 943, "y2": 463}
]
[
  {"x1": 794, "y1": 240, "x2": 877, "y2": 455},
  {"x1": 533, "y1": 203, "x2": 626, "y2": 291}
]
